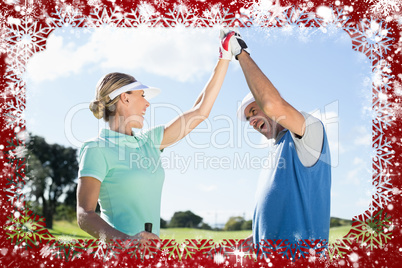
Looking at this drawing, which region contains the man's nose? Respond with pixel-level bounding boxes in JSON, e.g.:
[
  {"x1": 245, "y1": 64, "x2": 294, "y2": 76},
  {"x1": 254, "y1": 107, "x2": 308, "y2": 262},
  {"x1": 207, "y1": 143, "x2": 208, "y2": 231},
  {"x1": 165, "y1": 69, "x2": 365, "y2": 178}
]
[{"x1": 249, "y1": 117, "x2": 257, "y2": 127}]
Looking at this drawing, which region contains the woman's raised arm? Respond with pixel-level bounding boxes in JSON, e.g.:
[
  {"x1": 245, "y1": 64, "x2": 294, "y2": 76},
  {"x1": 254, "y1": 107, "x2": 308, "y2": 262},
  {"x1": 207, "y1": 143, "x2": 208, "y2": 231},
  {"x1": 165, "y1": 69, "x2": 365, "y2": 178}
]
[{"x1": 160, "y1": 58, "x2": 230, "y2": 150}]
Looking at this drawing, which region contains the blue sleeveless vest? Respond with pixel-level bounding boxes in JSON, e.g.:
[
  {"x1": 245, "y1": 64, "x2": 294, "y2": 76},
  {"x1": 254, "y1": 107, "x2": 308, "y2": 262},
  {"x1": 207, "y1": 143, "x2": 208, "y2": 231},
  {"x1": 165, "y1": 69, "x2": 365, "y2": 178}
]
[{"x1": 253, "y1": 127, "x2": 331, "y2": 244}]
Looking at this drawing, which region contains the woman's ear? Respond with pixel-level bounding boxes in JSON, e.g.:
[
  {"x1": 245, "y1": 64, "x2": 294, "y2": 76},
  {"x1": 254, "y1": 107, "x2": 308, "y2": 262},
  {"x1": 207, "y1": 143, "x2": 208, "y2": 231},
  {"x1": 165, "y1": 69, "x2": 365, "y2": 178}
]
[{"x1": 119, "y1": 92, "x2": 130, "y2": 104}]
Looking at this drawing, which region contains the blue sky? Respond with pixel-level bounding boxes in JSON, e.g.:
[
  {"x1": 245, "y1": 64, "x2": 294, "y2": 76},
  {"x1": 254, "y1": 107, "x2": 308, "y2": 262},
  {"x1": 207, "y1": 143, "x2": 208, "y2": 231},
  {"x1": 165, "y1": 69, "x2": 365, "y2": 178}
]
[{"x1": 25, "y1": 24, "x2": 373, "y2": 227}]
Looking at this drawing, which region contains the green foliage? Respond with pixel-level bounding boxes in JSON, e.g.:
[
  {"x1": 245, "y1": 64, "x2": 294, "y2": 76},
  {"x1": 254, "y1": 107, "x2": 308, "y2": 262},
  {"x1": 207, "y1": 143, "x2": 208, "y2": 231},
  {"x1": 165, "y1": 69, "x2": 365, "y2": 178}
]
[
  {"x1": 168, "y1": 210, "x2": 203, "y2": 228},
  {"x1": 330, "y1": 217, "x2": 352, "y2": 228},
  {"x1": 54, "y1": 204, "x2": 76, "y2": 222},
  {"x1": 224, "y1": 216, "x2": 245, "y2": 231},
  {"x1": 241, "y1": 220, "x2": 252, "y2": 230},
  {"x1": 199, "y1": 222, "x2": 212, "y2": 230},
  {"x1": 25, "y1": 134, "x2": 79, "y2": 229},
  {"x1": 160, "y1": 217, "x2": 167, "y2": 229}
]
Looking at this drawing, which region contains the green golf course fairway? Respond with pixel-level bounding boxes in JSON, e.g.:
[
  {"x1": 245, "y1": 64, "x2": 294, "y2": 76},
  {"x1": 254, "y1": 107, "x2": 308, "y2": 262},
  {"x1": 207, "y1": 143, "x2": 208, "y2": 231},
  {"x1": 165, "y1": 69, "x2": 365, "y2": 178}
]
[{"x1": 49, "y1": 220, "x2": 352, "y2": 244}]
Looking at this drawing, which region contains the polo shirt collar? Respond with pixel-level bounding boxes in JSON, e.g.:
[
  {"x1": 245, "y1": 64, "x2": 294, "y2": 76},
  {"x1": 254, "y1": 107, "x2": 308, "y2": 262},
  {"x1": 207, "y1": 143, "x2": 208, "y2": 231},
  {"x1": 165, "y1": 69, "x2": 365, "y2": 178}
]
[{"x1": 100, "y1": 128, "x2": 143, "y2": 148}]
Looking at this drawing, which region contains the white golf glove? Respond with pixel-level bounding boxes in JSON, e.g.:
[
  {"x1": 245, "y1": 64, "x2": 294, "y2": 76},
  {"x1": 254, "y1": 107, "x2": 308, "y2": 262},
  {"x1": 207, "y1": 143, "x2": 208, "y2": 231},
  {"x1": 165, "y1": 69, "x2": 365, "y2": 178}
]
[
  {"x1": 219, "y1": 29, "x2": 235, "y2": 60},
  {"x1": 229, "y1": 31, "x2": 250, "y2": 60}
]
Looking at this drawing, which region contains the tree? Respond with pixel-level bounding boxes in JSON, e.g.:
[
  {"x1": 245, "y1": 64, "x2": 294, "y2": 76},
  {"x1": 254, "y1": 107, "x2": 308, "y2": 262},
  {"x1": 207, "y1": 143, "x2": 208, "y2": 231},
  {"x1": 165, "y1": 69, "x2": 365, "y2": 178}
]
[
  {"x1": 168, "y1": 210, "x2": 203, "y2": 228},
  {"x1": 199, "y1": 222, "x2": 212, "y2": 230},
  {"x1": 25, "y1": 134, "x2": 78, "y2": 229},
  {"x1": 224, "y1": 216, "x2": 245, "y2": 231},
  {"x1": 241, "y1": 220, "x2": 252, "y2": 230},
  {"x1": 160, "y1": 218, "x2": 167, "y2": 229}
]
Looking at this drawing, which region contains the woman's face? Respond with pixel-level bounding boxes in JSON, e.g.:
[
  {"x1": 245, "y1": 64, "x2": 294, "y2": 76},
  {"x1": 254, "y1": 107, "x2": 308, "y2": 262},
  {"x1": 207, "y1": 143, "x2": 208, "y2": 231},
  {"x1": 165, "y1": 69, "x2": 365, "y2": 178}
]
[{"x1": 121, "y1": 90, "x2": 150, "y2": 129}]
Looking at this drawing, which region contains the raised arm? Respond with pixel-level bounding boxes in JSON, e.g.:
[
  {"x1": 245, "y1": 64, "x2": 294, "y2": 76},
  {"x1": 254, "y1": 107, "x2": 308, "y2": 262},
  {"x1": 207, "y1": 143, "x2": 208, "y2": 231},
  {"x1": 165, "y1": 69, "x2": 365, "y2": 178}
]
[
  {"x1": 231, "y1": 33, "x2": 306, "y2": 137},
  {"x1": 160, "y1": 59, "x2": 229, "y2": 150},
  {"x1": 160, "y1": 32, "x2": 233, "y2": 150},
  {"x1": 77, "y1": 176, "x2": 160, "y2": 244}
]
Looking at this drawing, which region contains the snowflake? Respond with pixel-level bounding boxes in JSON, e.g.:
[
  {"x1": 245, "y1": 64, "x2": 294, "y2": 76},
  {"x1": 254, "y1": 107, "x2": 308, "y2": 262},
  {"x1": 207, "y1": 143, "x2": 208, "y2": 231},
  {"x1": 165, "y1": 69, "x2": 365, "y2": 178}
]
[
  {"x1": 153, "y1": 0, "x2": 169, "y2": 10},
  {"x1": 372, "y1": 60, "x2": 393, "y2": 92},
  {"x1": 213, "y1": 253, "x2": 225, "y2": 264},
  {"x1": 248, "y1": 0, "x2": 292, "y2": 26},
  {"x1": 373, "y1": 135, "x2": 393, "y2": 171},
  {"x1": 277, "y1": 240, "x2": 312, "y2": 260},
  {"x1": 57, "y1": 235, "x2": 78, "y2": 245},
  {"x1": 372, "y1": 100, "x2": 393, "y2": 129},
  {"x1": 200, "y1": 6, "x2": 239, "y2": 27},
  {"x1": 330, "y1": 7, "x2": 352, "y2": 28},
  {"x1": 92, "y1": 240, "x2": 121, "y2": 262},
  {"x1": 40, "y1": 244, "x2": 56, "y2": 258},
  {"x1": 5, "y1": 210, "x2": 53, "y2": 249},
  {"x1": 370, "y1": 168, "x2": 394, "y2": 211},
  {"x1": 5, "y1": 17, "x2": 52, "y2": 74},
  {"x1": 370, "y1": 0, "x2": 401, "y2": 17},
  {"x1": 46, "y1": 6, "x2": 86, "y2": 28},
  {"x1": 161, "y1": 248, "x2": 169, "y2": 256},
  {"x1": 51, "y1": 237, "x2": 85, "y2": 261},
  {"x1": 3, "y1": 94, "x2": 26, "y2": 129},
  {"x1": 11, "y1": 145, "x2": 27, "y2": 158},
  {"x1": 5, "y1": 172, "x2": 26, "y2": 208},
  {"x1": 137, "y1": 2, "x2": 158, "y2": 22},
  {"x1": 87, "y1": 7, "x2": 125, "y2": 27},
  {"x1": 124, "y1": 7, "x2": 154, "y2": 27},
  {"x1": 328, "y1": 237, "x2": 353, "y2": 259},
  {"x1": 157, "y1": 5, "x2": 198, "y2": 27},
  {"x1": 346, "y1": 18, "x2": 393, "y2": 66},
  {"x1": 347, "y1": 210, "x2": 392, "y2": 250},
  {"x1": 225, "y1": 241, "x2": 256, "y2": 266}
]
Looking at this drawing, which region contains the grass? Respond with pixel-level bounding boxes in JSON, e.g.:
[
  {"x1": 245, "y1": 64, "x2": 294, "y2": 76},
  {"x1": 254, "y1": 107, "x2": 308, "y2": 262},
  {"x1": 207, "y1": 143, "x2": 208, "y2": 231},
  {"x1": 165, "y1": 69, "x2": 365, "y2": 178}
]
[
  {"x1": 160, "y1": 228, "x2": 252, "y2": 244},
  {"x1": 48, "y1": 220, "x2": 352, "y2": 244},
  {"x1": 48, "y1": 220, "x2": 93, "y2": 240},
  {"x1": 328, "y1": 225, "x2": 352, "y2": 243}
]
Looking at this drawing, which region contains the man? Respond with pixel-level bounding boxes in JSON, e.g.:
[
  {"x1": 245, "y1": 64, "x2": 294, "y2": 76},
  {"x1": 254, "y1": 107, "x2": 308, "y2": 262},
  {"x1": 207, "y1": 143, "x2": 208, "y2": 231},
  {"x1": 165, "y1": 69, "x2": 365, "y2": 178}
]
[{"x1": 224, "y1": 31, "x2": 332, "y2": 254}]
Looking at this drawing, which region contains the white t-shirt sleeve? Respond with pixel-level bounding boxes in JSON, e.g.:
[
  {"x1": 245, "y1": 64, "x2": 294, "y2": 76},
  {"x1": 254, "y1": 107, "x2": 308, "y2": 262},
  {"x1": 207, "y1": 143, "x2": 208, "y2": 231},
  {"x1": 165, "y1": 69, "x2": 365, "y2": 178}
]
[{"x1": 290, "y1": 111, "x2": 324, "y2": 167}]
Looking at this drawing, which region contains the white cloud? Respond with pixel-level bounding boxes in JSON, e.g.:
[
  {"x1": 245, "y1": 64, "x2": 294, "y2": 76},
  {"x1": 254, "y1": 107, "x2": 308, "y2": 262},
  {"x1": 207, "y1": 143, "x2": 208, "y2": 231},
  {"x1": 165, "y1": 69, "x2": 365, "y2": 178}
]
[
  {"x1": 26, "y1": 34, "x2": 98, "y2": 82},
  {"x1": 346, "y1": 157, "x2": 371, "y2": 185},
  {"x1": 353, "y1": 157, "x2": 364, "y2": 165},
  {"x1": 353, "y1": 125, "x2": 372, "y2": 146},
  {"x1": 26, "y1": 25, "x2": 219, "y2": 84},
  {"x1": 198, "y1": 183, "x2": 218, "y2": 192}
]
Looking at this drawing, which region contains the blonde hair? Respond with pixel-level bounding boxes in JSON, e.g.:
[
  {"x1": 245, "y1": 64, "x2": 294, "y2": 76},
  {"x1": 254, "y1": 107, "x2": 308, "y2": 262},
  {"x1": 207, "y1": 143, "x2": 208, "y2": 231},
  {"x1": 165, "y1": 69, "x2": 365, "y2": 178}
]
[{"x1": 89, "y1": 72, "x2": 136, "y2": 122}]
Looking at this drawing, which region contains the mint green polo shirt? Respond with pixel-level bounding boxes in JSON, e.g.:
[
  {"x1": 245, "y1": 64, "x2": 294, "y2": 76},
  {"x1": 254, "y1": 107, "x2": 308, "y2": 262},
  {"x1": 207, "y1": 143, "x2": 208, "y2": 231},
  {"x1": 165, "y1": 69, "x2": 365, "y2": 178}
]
[{"x1": 78, "y1": 125, "x2": 165, "y2": 236}]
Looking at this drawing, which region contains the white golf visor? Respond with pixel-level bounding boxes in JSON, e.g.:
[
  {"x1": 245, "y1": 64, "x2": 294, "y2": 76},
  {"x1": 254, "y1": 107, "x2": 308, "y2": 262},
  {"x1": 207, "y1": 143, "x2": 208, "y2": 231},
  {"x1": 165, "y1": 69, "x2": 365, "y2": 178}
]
[
  {"x1": 237, "y1": 92, "x2": 256, "y2": 121},
  {"x1": 109, "y1": 81, "x2": 161, "y2": 101}
]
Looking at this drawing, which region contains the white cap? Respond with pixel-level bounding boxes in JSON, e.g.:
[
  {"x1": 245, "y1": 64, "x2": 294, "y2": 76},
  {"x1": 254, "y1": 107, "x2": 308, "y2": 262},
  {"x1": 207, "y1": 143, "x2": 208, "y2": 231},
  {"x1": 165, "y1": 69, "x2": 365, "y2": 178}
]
[
  {"x1": 237, "y1": 92, "x2": 256, "y2": 121},
  {"x1": 109, "y1": 81, "x2": 160, "y2": 101}
]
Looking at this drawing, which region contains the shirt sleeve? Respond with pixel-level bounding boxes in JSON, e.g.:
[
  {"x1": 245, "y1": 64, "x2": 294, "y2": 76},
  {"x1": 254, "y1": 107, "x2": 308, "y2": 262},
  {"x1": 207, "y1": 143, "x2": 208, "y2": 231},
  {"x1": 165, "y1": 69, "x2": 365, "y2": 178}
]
[
  {"x1": 142, "y1": 125, "x2": 165, "y2": 152},
  {"x1": 78, "y1": 142, "x2": 108, "y2": 182},
  {"x1": 290, "y1": 111, "x2": 324, "y2": 167}
]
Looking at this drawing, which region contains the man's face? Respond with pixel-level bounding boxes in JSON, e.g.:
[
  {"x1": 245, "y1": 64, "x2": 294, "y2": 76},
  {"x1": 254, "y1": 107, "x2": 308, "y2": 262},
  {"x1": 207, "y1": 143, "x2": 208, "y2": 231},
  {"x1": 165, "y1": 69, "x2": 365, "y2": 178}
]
[{"x1": 244, "y1": 101, "x2": 279, "y2": 140}]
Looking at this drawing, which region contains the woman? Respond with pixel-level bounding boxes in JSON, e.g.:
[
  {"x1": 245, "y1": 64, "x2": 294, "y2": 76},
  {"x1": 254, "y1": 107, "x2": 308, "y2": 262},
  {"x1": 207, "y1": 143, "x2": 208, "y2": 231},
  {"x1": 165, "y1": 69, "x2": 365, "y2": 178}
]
[{"x1": 76, "y1": 31, "x2": 236, "y2": 244}]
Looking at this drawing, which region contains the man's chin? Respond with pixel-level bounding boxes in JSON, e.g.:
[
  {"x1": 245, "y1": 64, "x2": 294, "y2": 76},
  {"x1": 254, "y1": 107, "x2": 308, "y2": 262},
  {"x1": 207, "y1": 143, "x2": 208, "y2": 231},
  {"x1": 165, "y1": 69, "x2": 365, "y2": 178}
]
[{"x1": 258, "y1": 130, "x2": 272, "y2": 139}]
